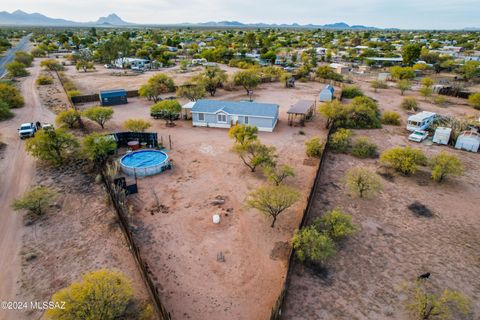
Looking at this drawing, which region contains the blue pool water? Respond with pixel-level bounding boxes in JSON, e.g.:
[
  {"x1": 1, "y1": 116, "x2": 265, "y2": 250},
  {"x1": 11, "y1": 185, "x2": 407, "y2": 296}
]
[{"x1": 120, "y1": 150, "x2": 168, "y2": 168}]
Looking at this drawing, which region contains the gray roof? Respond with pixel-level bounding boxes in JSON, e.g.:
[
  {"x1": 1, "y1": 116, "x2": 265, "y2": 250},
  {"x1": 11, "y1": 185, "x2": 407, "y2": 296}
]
[
  {"x1": 192, "y1": 99, "x2": 279, "y2": 118},
  {"x1": 287, "y1": 100, "x2": 315, "y2": 115}
]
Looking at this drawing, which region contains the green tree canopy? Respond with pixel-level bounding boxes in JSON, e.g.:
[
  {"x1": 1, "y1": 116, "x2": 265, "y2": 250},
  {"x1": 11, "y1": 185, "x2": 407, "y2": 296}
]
[
  {"x1": 428, "y1": 152, "x2": 464, "y2": 182},
  {"x1": 12, "y1": 186, "x2": 56, "y2": 217},
  {"x1": 150, "y1": 100, "x2": 182, "y2": 126},
  {"x1": 344, "y1": 166, "x2": 382, "y2": 198},
  {"x1": 313, "y1": 208, "x2": 357, "y2": 241},
  {"x1": 292, "y1": 226, "x2": 336, "y2": 265},
  {"x1": 380, "y1": 146, "x2": 427, "y2": 175},
  {"x1": 83, "y1": 133, "x2": 117, "y2": 165},
  {"x1": 25, "y1": 128, "x2": 79, "y2": 165},
  {"x1": 82, "y1": 106, "x2": 114, "y2": 129},
  {"x1": 123, "y1": 119, "x2": 151, "y2": 132},
  {"x1": 233, "y1": 69, "x2": 261, "y2": 94},
  {"x1": 139, "y1": 74, "x2": 175, "y2": 102}
]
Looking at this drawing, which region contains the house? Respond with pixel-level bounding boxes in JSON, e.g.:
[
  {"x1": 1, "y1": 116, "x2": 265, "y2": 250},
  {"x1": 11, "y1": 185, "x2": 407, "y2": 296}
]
[
  {"x1": 329, "y1": 63, "x2": 349, "y2": 75},
  {"x1": 191, "y1": 99, "x2": 279, "y2": 132},
  {"x1": 455, "y1": 131, "x2": 480, "y2": 152},
  {"x1": 319, "y1": 85, "x2": 334, "y2": 102},
  {"x1": 406, "y1": 111, "x2": 436, "y2": 132},
  {"x1": 99, "y1": 89, "x2": 128, "y2": 106},
  {"x1": 113, "y1": 58, "x2": 149, "y2": 69}
]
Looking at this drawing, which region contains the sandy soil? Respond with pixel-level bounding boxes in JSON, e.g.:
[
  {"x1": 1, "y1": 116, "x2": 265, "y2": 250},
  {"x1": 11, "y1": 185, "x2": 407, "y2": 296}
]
[
  {"x1": 0, "y1": 60, "x2": 149, "y2": 320},
  {"x1": 281, "y1": 77, "x2": 480, "y2": 320},
  {"x1": 62, "y1": 62, "x2": 242, "y2": 95},
  {"x1": 0, "y1": 58, "x2": 53, "y2": 320},
  {"x1": 82, "y1": 80, "x2": 330, "y2": 320}
]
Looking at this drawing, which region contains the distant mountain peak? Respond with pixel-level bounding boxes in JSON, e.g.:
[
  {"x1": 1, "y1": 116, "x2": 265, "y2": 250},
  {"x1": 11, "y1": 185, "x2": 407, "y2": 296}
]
[{"x1": 96, "y1": 13, "x2": 131, "y2": 25}]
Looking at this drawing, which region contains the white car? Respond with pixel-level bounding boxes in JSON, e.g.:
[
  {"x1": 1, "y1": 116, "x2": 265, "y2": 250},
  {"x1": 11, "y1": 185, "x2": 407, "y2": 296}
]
[
  {"x1": 18, "y1": 123, "x2": 37, "y2": 139},
  {"x1": 408, "y1": 130, "x2": 429, "y2": 142}
]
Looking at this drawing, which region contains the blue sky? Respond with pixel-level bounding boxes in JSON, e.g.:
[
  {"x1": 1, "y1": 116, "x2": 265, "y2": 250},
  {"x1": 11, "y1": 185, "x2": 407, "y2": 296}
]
[{"x1": 2, "y1": 0, "x2": 479, "y2": 29}]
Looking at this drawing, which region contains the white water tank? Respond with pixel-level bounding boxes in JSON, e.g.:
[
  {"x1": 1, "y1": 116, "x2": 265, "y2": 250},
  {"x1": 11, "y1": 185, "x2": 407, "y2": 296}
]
[{"x1": 212, "y1": 214, "x2": 221, "y2": 224}]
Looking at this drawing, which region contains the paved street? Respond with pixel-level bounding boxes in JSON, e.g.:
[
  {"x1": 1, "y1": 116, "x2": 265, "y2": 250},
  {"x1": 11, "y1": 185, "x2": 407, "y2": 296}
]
[{"x1": 0, "y1": 33, "x2": 32, "y2": 77}]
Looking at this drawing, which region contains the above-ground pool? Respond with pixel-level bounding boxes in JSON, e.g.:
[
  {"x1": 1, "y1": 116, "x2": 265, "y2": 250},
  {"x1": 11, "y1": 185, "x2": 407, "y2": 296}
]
[{"x1": 120, "y1": 149, "x2": 170, "y2": 177}]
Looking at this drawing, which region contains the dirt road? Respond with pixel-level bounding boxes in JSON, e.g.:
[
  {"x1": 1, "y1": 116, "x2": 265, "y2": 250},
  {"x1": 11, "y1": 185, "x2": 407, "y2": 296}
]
[{"x1": 0, "y1": 60, "x2": 54, "y2": 320}]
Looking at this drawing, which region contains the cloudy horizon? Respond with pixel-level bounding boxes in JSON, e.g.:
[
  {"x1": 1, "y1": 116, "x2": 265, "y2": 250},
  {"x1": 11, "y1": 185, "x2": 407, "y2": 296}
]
[{"x1": 1, "y1": 0, "x2": 479, "y2": 29}]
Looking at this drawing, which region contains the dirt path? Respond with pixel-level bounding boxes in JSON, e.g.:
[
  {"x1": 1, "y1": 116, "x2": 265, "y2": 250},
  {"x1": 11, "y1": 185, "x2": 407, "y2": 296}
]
[{"x1": 0, "y1": 60, "x2": 54, "y2": 319}]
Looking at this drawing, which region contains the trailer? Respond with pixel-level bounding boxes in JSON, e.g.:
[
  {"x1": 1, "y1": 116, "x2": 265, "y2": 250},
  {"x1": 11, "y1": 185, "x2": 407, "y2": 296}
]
[
  {"x1": 406, "y1": 111, "x2": 436, "y2": 132},
  {"x1": 432, "y1": 127, "x2": 452, "y2": 145}
]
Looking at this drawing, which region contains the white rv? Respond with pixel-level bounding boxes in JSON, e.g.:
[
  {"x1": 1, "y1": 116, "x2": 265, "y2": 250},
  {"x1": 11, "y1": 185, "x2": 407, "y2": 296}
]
[{"x1": 406, "y1": 112, "x2": 436, "y2": 132}]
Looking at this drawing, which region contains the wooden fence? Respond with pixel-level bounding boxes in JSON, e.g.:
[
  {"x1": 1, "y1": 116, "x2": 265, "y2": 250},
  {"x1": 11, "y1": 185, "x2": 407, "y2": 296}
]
[
  {"x1": 269, "y1": 127, "x2": 334, "y2": 320},
  {"x1": 100, "y1": 168, "x2": 171, "y2": 320}
]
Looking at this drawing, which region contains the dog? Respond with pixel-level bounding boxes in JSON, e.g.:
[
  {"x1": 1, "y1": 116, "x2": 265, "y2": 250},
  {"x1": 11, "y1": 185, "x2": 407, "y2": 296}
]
[{"x1": 418, "y1": 272, "x2": 431, "y2": 280}]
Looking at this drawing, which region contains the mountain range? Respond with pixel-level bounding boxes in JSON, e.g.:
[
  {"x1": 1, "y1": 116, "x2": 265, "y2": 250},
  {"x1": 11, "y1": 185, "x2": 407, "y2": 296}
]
[
  {"x1": 0, "y1": 10, "x2": 381, "y2": 29},
  {"x1": 0, "y1": 10, "x2": 477, "y2": 30}
]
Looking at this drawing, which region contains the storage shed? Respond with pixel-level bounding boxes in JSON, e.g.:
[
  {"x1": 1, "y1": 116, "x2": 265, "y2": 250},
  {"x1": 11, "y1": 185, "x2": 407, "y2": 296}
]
[
  {"x1": 319, "y1": 85, "x2": 334, "y2": 102},
  {"x1": 432, "y1": 127, "x2": 452, "y2": 145},
  {"x1": 455, "y1": 131, "x2": 480, "y2": 152},
  {"x1": 99, "y1": 89, "x2": 128, "y2": 106}
]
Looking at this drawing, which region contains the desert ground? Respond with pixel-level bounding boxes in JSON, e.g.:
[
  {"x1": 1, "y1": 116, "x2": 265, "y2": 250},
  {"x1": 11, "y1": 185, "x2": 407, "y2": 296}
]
[
  {"x1": 0, "y1": 59, "x2": 149, "y2": 320},
  {"x1": 281, "y1": 76, "x2": 480, "y2": 319},
  {"x1": 69, "y1": 79, "x2": 329, "y2": 320}
]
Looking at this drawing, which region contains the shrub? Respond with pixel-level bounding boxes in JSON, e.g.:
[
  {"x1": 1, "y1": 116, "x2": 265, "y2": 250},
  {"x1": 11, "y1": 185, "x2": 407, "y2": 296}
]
[
  {"x1": 433, "y1": 95, "x2": 448, "y2": 106},
  {"x1": 40, "y1": 59, "x2": 64, "y2": 71},
  {"x1": 14, "y1": 51, "x2": 33, "y2": 67},
  {"x1": 329, "y1": 128, "x2": 351, "y2": 153},
  {"x1": 370, "y1": 80, "x2": 388, "y2": 92},
  {"x1": 123, "y1": 119, "x2": 151, "y2": 132},
  {"x1": 0, "y1": 100, "x2": 13, "y2": 121},
  {"x1": 305, "y1": 137, "x2": 325, "y2": 158},
  {"x1": 36, "y1": 74, "x2": 53, "y2": 85},
  {"x1": 350, "y1": 136, "x2": 378, "y2": 158},
  {"x1": 380, "y1": 146, "x2": 427, "y2": 175},
  {"x1": 312, "y1": 208, "x2": 357, "y2": 241},
  {"x1": 0, "y1": 83, "x2": 24, "y2": 108},
  {"x1": 292, "y1": 226, "x2": 336, "y2": 265},
  {"x1": 397, "y1": 79, "x2": 412, "y2": 95},
  {"x1": 263, "y1": 165, "x2": 295, "y2": 186},
  {"x1": 82, "y1": 106, "x2": 114, "y2": 129},
  {"x1": 6, "y1": 61, "x2": 29, "y2": 77},
  {"x1": 468, "y1": 92, "x2": 480, "y2": 110},
  {"x1": 55, "y1": 109, "x2": 81, "y2": 128},
  {"x1": 428, "y1": 152, "x2": 464, "y2": 182},
  {"x1": 25, "y1": 128, "x2": 80, "y2": 165},
  {"x1": 83, "y1": 133, "x2": 117, "y2": 164},
  {"x1": 344, "y1": 166, "x2": 382, "y2": 198},
  {"x1": 400, "y1": 97, "x2": 419, "y2": 111},
  {"x1": 341, "y1": 96, "x2": 381, "y2": 129},
  {"x1": 381, "y1": 111, "x2": 401, "y2": 125},
  {"x1": 67, "y1": 90, "x2": 81, "y2": 98},
  {"x1": 11, "y1": 186, "x2": 56, "y2": 216},
  {"x1": 46, "y1": 269, "x2": 134, "y2": 320},
  {"x1": 341, "y1": 86, "x2": 364, "y2": 99}
]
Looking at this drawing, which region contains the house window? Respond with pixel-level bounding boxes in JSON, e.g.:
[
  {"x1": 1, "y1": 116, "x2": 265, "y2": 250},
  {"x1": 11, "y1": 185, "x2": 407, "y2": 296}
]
[
  {"x1": 217, "y1": 114, "x2": 227, "y2": 123},
  {"x1": 244, "y1": 116, "x2": 249, "y2": 124},
  {"x1": 198, "y1": 113, "x2": 205, "y2": 121}
]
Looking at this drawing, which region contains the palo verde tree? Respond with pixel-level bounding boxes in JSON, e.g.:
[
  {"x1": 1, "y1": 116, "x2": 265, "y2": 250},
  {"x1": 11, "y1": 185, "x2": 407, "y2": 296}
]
[
  {"x1": 428, "y1": 152, "x2": 464, "y2": 183},
  {"x1": 233, "y1": 69, "x2": 261, "y2": 95},
  {"x1": 0, "y1": 100, "x2": 13, "y2": 121},
  {"x1": 318, "y1": 100, "x2": 344, "y2": 129},
  {"x1": 370, "y1": 79, "x2": 388, "y2": 92},
  {"x1": 176, "y1": 83, "x2": 206, "y2": 101},
  {"x1": 82, "y1": 133, "x2": 117, "y2": 166},
  {"x1": 82, "y1": 106, "x2": 114, "y2": 129},
  {"x1": 313, "y1": 208, "x2": 357, "y2": 241},
  {"x1": 397, "y1": 79, "x2": 412, "y2": 96},
  {"x1": 402, "y1": 279, "x2": 471, "y2": 320},
  {"x1": 123, "y1": 119, "x2": 151, "y2": 132},
  {"x1": 380, "y1": 146, "x2": 427, "y2": 175},
  {"x1": 246, "y1": 185, "x2": 300, "y2": 228},
  {"x1": 292, "y1": 226, "x2": 336, "y2": 265},
  {"x1": 40, "y1": 59, "x2": 64, "y2": 71},
  {"x1": 139, "y1": 73, "x2": 175, "y2": 103},
  {"x1": 468, "y1": 92, "x2": 480, "y2": 110},
  {"x1": 25, "y1": 128, "x2": 79, "y2": 165},
  {"x1": 6, "y1": 61, "x2": 28, "y2": 77},
  {"x1": 0, "y1": 83, "x2": 24, "y2": 108},
  {"x1": 232, "y1": 141, "x2": 277, "y2": 172},
  {"x1": 344, "y1": 166, "x2": 382, "y2": 198},
  {"x1": 194, "y1": 66, "x2": 227, "y2": 96},
  {"x1": 228, "y1": 124, "x2": 258, "y2": 146},
  {"x1": 76, "y1": 60, "x2": 95, "y2": 72},
  {"x1": 150, "y1": 100, "x2": 182, "y2": 126},
  {"x1": 263, "y1": 164, "x2": 295, "y2": 186},
  {"x1": 305, "y1": 137, "x2": 325, "y2": 158},
  {"x1": 46, "y1": 269, "x2": 134, "y2": 320},
  {"x1": 11, "y1": 186, "x2": 57, "y2": 217},
  {"x1": 55, "y1": 109, "x2": 81, "y2": 128}
]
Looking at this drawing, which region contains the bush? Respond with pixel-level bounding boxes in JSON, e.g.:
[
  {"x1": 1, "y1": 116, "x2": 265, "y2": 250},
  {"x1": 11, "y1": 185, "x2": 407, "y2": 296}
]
[
  {"x1": 370, "y1": 80, "x2": 388, "y2": 92},
  {"x1": 46, "y1": 269, "x2": 133, "y2": 320},
  {"x1": 305, "y1": 137, "x2": 325, "y2": 158},
  {"x1": 312, "y1": 208, "x2": 357, "y2": 240},
  {"x1": 0, "y1": 100, "x2": 13, "y2": 121},
  {"x1": 329, "y1": 128, "x2": 351, "y2": 153},
  {"x1": 56, "y1": 109, "x2": 81, "y2": 128},
  {"x1": 342, "y1": 96, "x2": 381, "y2": 129},
  {"x1": 25, "y1": 128, "x2": 80, "y2": 165},
  {"x1": 468, "y1": 92, "x2": 480, "y2": 110},
  {"x1": 83, "y1": 133, "x2": 117, "y2": 164},
  {"x1": 292, "y1": 226, "x2": 336, "y2": 265},
  {"x1": 341, "y1": 86, "x2": 364, "y2": 99},
  {"x1": 83, "y1": 106, "x2": 114, "y2": 129},
  {"x1": 428, "y1": 152, "x2": 464, "y2": 182},
  {"x1": 11, "y1": 186, "x2": 56, "y2": 216},
  {"x1": 36, "y1": 74, "x2": 53, "y2": 85},
  {"x1": 350, "y1": 136, "x2": 378, "y2": 158},
  {"x1": 14, "y1": 51, "x2": 33, "y2": 67},
  {"x1": 381, "y1": 111, "x2": 401, "y2": 125},
  {"x1": 344, "y1": 166, "x2": 382, "y2": 198},
  {"x1": 380, "y1": 146, "x2": 427, "y2": 175},
  {"x1": 400, "y1": 97, "x2": 419, "y2": 111},
  {"x1": 0, "y1": 83, "x2": 24, "y2": 108},
  {"x1": 150, "y1": 100, "x2": 181, "y2": 126},
  {"x1": 40, "y1": 59, "x2": 64, "y2": 71},
  {"x1": 433, "y1": 95, "x2": 448, "y2": 106},
  {"x1": 67, "y1": 90, "x2": 81, "y2": 98},
  {"x1": 6, "y1": 61, "x2": 28, "y2": 77},
  {"x1": 123, "y1": 119, "x2": 151, "y2": 132}
]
